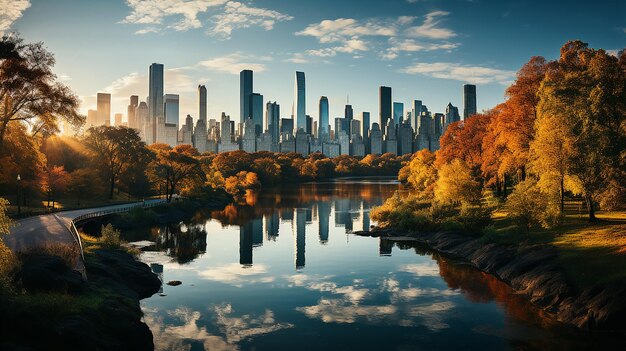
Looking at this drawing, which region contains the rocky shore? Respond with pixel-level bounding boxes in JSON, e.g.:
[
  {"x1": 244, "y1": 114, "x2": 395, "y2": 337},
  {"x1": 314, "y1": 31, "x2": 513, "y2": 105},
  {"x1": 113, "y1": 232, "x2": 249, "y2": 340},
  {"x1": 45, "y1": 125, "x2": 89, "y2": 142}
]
[
  {"x1": 354, "y1": 227, "x2": 626, "y2": 331},
  {"x1": 0, "y1": 249, "x2": 161, "y2": 351}
]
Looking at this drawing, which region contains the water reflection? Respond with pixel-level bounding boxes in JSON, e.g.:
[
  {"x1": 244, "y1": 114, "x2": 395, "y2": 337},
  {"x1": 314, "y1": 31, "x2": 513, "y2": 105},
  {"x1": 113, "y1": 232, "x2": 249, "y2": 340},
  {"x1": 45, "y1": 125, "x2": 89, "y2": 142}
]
[{"x1": 133, "y1": 179, "x2": 610, "y2": 350}]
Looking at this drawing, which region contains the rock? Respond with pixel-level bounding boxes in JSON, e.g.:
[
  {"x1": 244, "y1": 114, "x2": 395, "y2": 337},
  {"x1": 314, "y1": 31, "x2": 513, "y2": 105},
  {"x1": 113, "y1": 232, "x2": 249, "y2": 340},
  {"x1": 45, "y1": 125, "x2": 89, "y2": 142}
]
[
  {"x1": 16, "y1": 254, "x2": 86, "y2": 294},
  {"x1": 167, "y1": 280, "x2": 182, "y2": 286}
]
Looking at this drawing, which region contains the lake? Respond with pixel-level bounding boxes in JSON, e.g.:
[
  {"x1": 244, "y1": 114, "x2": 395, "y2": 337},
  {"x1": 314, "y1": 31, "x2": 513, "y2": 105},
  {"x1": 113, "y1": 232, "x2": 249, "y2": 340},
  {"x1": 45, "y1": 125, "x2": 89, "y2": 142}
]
[{"x1": 128, "y1": 178, "x2": 602, "y2": 350}]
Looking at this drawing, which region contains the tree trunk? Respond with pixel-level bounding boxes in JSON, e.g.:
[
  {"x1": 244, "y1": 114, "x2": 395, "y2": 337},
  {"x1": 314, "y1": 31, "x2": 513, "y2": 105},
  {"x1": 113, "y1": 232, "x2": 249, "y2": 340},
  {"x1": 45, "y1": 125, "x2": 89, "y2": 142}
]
[
  {"x1": 502, "y1": 174, "x2": 508, "y2": 198},
  {"x1": 495, "y1": 175, "x2": 502, "y2": 197},
  {"x1": 109, "y1": 174, "x2": 115, "y2": 199},
  {"x1": 560, "y1": 176, "x2": 565, "y2": 213},
  {"x1": 585, "y1": 194, "x2": 596, "y2": 222}
]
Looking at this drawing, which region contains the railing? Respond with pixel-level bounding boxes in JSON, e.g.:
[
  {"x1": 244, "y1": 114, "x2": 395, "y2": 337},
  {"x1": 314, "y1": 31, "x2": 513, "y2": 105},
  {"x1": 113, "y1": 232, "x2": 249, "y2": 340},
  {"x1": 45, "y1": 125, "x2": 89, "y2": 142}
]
[{"x1": 67, "y1": 199, "x2": 168, "y2": 261}]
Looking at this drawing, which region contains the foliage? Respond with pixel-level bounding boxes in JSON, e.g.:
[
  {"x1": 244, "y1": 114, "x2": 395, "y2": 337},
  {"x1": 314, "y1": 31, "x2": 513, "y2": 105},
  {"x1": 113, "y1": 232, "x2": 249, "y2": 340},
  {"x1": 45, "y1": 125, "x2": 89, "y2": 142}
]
[
  {"x1": 0, "y1": 34, "x2": 83, "y2": 148},
  {"x1": 401, "y1": 149, "x2": 437, "y2": 197},
  {"x1": 0, "y1": 198, "x2": 12, "y2": 236},
  {"x1": 505, "y1": 179, "x2": 561, "y2": 232},
  {"x1": 147, "y1": 143, "x2": 202, "y2": 202},
  {"x1": 98, "y1": 224, "x2": 121, "y2": 249},
  {"x1": 434, "y1": 159, "x2": 482, "y2": 206}
]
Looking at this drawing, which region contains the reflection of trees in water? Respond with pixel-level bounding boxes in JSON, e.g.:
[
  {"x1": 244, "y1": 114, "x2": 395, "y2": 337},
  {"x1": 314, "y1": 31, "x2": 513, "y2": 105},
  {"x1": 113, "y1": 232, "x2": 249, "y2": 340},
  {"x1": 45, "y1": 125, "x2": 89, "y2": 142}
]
[{"x1": 152, "y1": 224, "x2": 208, "y2": 264}]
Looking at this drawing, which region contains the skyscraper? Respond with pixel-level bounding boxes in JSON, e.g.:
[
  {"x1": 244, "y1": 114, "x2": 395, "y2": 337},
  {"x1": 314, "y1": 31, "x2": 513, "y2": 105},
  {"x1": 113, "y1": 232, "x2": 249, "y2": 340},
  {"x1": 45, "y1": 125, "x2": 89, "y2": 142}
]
[
  {"x1": 379, "y1": 86, "x2": 392, "y2": 135},
  {"x1": 463, "y1": 84, "x2": 477, "y2": 119},
  {"x1": 319, "y1": 96, "x2": 329, "y2": 139},
  {"x1": 294, "y1": 71, "x2": 306, "y2": 131},
  {"x1": 361, "y1": 112, "x2": 370, "y2": 140},
  {"x1": 240, "y1": 70, "x2": 253, "y2": 123},
  {"x1": 445, "y1": 102, "x2": 460, "y2": 130},
  {"x1": 251, "y1": 93, "x2": 263, "y2": 136},
  {"x1": 411, "y1": 100, "x2": 422, "y2": 132},
  {"x1": 393, "y1": 102, "x2": 404, "y2": 126},
  {"x1": 96, "y1": 93, "x2": 111, "y2": 126},
  {"x1": 198, "y1": 85, "x2": 207, "y2": 124},
  {"x1": 149, "y1": 63, "x2": 164, "y2": 142},
  {"x1": 345, "y1": 104, "x2": 353, "y2": 121},
  {"x1": 127, "y1": 95, "x2": 138, "y2": 130},
  {"x1": 164, "y1": 94, "x2": 179, "y2": 125},
  {"x1": 266, "y1": 101, "x2": 280, "y2": 143}
]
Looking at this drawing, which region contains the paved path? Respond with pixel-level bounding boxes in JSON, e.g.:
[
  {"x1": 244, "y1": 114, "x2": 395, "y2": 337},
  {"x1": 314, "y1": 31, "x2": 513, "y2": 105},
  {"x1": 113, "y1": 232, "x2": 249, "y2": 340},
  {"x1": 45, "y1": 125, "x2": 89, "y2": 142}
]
[{"x1": 5, "y1": 199, "x2": 166, "y2": 253}]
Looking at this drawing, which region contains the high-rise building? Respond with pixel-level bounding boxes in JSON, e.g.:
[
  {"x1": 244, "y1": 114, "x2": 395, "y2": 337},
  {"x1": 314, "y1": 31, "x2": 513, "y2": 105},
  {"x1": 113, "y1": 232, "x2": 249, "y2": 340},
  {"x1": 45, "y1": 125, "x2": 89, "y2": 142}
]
[
  {"x1": 240, "y1": 70, "x2": 253, "y2": 123},
  {"x1": 445, "y1": 103, "x2": 460, "y2": 130},
  {"x1": 379, "y1": 86, "x2": 392, "y2": 135},
  {"x1": 280, "y1": 118, "x2": 294, "y2": 136},
  {"x1": 335, "y1": 117, "x2": 348, "y2": 138},
  {"x1": 114, "y1": 113, "x2": 122, "y2": 126},
  {"x1": 164, "y1": 94, "x2": 179, "y2": 125},
  {"x1": 96, "y1": 93, "x2": 111, "y2": 126},
  {"x1": 306, "y1": 115, "x2": 313, "y2": 135},
  {"x1": 86, "y1": 109, "x2": 97, "y2": 128},
  {"x1": 198, "y1": 85, "x2": 207, "y2": 123},
  {"x1": 393, "y1": 102, "x2": 404, "y2": 126},
  {"x1": 369, "y1": 122, "x2": 383, "y2": 155},
  {"x1": 361, "y1": 112, "x2": 370, "y2": 140},
  {"x1": 318, "y1": 96, "x2": 330, "y2": 139},
  {"x1": 136, "y1": 102, "x2": 149, "y2": 141},
  {"x1": 251, "y1": 93, "x2": 263, "y2": 135},
  {"x1": 411, "y1": 100, "x2": 422, "y2": 132},
  {"x1": 266, "y1": 101, "x2": 280, "y2": 143},
  {"x1": 127, "y1": 95, "x2": 138, "y2": 130},
  {"x1": 463, "y1": 84, "x2": 477, "y2": 119},
  {"x1": 148, "y1": 63, "x2": 164, "y2": 142},
  {"x1": 294, "y1": 71, "x2": 306, "y2": 131},
  {"x1": 344, "y1": 104, "x2": 353, "y2": 122}
]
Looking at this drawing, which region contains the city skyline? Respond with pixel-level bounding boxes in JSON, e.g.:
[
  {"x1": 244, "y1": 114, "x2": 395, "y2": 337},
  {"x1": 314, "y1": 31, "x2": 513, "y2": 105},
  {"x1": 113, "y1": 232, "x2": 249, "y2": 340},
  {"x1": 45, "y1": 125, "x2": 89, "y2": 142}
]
[{"x1": 4, "y1": 0, "x2": 624, "y2": 126}]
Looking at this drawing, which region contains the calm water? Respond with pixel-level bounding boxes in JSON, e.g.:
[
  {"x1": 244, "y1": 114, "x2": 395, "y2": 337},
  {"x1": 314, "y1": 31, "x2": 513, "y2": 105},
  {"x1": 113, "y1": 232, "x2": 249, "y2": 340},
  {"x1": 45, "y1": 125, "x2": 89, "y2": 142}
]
[{"x1": 128, "y1": 178, "x2": 602, "y2": 351}]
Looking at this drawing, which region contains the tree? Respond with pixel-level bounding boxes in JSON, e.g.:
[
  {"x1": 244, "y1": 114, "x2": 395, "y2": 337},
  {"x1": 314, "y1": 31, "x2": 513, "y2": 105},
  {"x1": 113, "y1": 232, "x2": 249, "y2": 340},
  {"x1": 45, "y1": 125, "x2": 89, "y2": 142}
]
[
  {"x1": 0, "y1": 198, "x2": 11, "y2": 237},
  {"x1": 505, "y1": 179, "x2": 560, "y2": 233},
  {"x1": 0, "y1": 34, "x2": 83, "y2": 148},
  {"x1": 434, "y1": 159, "x2": 482, "y2": 206},
  {"x1": 84, "y1": 126, "x2": 147, "y2": 199},
  {"x1": 40, "y1": 165, "x2": 70, "y2": 209},
  {"x1": 532, "y1": 41, "x2": 626, "y2": 221},
  {"x1": 436, "y1": 112, "x2": 493, "y2": 174},
  {"x1": 403, "y1": 149, "x2": 437, "y2": 197},
  {"x1": 147, "y1": 144, "x2": 202, "y2": 202},
  {"x1": 252, "y1": 158, "x2": 281, "y2": 185}
]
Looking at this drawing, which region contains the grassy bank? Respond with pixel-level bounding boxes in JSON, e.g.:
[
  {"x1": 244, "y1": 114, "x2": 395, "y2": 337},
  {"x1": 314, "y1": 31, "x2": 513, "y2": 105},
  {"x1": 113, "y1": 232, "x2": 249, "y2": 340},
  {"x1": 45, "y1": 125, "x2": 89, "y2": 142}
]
[{"x1": 372, "y1": 195, "x2": 626, "y2": 291}]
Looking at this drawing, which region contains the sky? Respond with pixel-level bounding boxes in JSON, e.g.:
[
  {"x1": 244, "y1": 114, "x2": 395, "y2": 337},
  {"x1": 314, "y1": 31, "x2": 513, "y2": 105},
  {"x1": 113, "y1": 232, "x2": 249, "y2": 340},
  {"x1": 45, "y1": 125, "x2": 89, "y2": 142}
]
[{"x1": 2, "y1": 0, "x2": 625, "y2": 126}]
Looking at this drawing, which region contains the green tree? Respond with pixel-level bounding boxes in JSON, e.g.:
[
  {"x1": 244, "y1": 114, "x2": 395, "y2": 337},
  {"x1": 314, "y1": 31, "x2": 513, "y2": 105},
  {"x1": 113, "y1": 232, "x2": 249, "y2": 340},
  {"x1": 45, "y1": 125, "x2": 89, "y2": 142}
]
[
  {"x1": 147, "y1": 144, "x2": 202, "y2": 202},
  {"x1": 84, "y1": 126, "x2": 147, "y2": 199},
  {"x1": 434, "y1": 159, "x2": 482, "y2": 206},
  {"x1": 505, "y1": 179, "x2": 560, "y2": 233}
]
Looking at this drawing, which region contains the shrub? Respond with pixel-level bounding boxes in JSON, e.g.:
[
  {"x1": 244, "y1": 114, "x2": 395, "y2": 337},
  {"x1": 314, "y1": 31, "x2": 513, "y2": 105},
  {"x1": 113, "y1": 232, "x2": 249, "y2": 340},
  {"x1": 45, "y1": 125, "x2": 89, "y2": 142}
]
[
  {"x1": 98, "y1": 224, "x2": 121, "y2": 249},
  {"x1": 0, "y1": 241, "x2": 19, "y2": 293},
  {"x1": 505, "y1": 179, "x2": 560, "y2": 233}
]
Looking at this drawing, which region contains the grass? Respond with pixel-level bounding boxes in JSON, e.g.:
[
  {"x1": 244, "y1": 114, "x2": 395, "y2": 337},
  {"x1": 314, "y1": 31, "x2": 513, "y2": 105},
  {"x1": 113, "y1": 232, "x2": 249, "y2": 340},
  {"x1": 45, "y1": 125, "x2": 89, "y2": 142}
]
[{"x1": 486, "y1": 200, "x2": 626, "y2": 289}]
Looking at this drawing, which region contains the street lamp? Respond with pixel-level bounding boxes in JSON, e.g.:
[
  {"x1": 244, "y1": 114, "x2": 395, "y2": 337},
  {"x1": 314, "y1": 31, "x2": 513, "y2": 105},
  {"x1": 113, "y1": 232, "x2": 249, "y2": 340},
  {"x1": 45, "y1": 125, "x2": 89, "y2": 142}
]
[{"x1": 16, "y1": 174, "x2": 21, "y2": 215}]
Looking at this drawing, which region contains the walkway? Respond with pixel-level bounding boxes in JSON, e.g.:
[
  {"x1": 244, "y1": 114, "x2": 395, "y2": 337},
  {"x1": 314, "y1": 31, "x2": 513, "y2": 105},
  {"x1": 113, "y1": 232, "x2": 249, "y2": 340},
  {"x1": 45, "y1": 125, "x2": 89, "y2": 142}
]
[{"x1": 5, "y1": 199, "x2": 166, "y2": 277}]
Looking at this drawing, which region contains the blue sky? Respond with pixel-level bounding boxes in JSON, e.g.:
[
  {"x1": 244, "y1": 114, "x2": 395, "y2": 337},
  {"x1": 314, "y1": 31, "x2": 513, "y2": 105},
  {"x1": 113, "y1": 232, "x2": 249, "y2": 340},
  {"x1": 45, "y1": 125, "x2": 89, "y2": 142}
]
[{"x1": 3, "y1": 0, "x2": 625, "y2": 126}]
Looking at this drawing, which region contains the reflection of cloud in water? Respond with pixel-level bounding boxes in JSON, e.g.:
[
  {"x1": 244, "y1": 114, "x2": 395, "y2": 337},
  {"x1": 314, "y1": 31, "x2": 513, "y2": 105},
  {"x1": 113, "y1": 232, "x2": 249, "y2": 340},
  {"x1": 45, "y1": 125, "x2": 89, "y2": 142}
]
[
  {"x1": 289, "y1": 273, "x2": 456, "y2": 331},
  {"x1": 144, "y1": 305, "x2": 293, "y2": 351},
  {"x1": 398, "y1": 262, "x2": 441, "y2": 276},
  {"x1": 199, "y1": 263, "x2": 274, "y2": 287}
]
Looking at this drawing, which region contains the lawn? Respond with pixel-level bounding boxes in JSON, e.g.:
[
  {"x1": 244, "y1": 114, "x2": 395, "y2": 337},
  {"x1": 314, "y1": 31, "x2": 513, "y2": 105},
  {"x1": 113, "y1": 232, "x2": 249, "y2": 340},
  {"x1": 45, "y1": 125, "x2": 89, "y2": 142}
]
[{"x1": 489, "y1": 200, "x2": 626, "y2": 289}]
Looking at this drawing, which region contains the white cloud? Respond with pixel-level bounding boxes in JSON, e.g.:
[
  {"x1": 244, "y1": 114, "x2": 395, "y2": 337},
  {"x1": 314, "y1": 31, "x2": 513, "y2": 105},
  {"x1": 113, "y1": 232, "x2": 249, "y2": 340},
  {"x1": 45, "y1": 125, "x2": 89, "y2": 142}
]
[
  {"x1": 285, "y1": 53, "x2": 309, "y2": 64},
  {"x1": 398, "y1": 262, "x2": 441, "y2": 276},
  {"x1": 296, "y1": 18, "x2": 396, "y2": 43},
  {"x1": 401, "y1": 62, "x2": 516, "y2": 85},
  {"x1": 198, "y1": 263, "x2": 273, "y2": 286},
  {"x1": 0, "y1": 0, "x2": 30, "y2": 33},
  {"x1": 198, "y1": 53, "x2": 267, "y2": 74},
  {"x1": 210, "y1": 1, "x2": 293, "y2": 39},
  {"x1": 122, "y1": 0, "x2": 292, "y2": 37},
  {"x1": 405, "y1": 11, "x2": 456, "y2": 40}
]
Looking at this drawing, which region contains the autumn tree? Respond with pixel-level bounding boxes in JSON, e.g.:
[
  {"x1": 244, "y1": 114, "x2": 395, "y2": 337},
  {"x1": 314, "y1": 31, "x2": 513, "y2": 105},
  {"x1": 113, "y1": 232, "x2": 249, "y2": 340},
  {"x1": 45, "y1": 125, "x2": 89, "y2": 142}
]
[
  {"x1": 436, "y1": 112, "x2": 493, "y2": 174},
  {"x1": 0, "y1": 34, "x2": 83, "y2": 148},
  {"x1": 402, "y1": 149, "x2": 437, "y2": 198},
  {"x1": 434, "y1": 158, "x2": 482, "y2": 206},
  {"x1": 505, "y1": 179, "x2": 560, "y2": 233},
  {"x1": 84, "y1": 126, "x2": 147, "y2": 199},
  {"x1": 531, "y1": 41, "x2": 626, "y2": 221},
  {"x1": 147, "y1": 144, "x2": 202, "y2": 202},
  {"x1": 40, "y1": 165, "x2": 70, "y2": 208}
]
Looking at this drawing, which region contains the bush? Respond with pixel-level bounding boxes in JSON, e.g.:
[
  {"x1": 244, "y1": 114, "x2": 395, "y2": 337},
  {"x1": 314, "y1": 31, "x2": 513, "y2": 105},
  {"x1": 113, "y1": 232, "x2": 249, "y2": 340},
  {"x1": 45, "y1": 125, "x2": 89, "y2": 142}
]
[
  {"x1": 505, "y1": 179, "x2": 560, "y2": 233},
  {"x1": 0, "y1": 241, "x2": 19, "y2": 293},
  {"x1": 98, "y1": 224, "x2": 121, "y2": 249},
  {"x1": 20, "y1": 242, "x2": 80, "y2": 269}
]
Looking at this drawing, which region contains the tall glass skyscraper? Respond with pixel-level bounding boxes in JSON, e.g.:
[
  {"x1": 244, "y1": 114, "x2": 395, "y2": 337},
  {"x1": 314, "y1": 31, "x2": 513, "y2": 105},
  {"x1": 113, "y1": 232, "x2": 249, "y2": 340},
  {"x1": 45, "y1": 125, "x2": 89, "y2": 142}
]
[
  {"x1": 164, "y1": 94, "x2": 179, "y2": 125},
  {"x1": 393, "y1": 102, "x2": 404, "y2": 126},
  {"x1": 198, "y1": 85, "x2": 207, "y2": 123},
  {"x1": 361, "y1": 112, "x2": 370, "y2": 139},
  {"x1": 240, "y1": 70, "x2": 253, "y2": 123},
  {"x1": 294, "y1": 71, "x2": 306, "y2": 131},
  {"x1": 318, "y1": 96, "x2": 329, "y2": 139},
  {"x1": 411, "y1": 100, "x2": 422, "y2": 132},
  {"x1": 251, "y1": 93, "x2": 263, "y2": 136},
  {"x1": 463, "y1": 84, "x2": 477, "y2": 119},
  {"x1": 266, "y1": 101, "x2": 280, "y2": 143},
  {"x1": 379, "y1": 86, "x2": 392, "y2": 135},
  {"x1": 96, "y1": 92, "x2": 111, "y2": 126},
  {"x1": 149, "y1": 63, "x2": 164, "y2": 142}
]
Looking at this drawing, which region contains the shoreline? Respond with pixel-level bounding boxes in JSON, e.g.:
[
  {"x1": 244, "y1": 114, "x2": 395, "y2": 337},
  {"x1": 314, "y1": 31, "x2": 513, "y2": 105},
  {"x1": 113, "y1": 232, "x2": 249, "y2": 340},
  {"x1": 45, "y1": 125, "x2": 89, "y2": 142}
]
[{"x1": 354, "y1": 227, "x2": 626, "y2": 332}]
